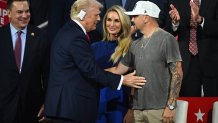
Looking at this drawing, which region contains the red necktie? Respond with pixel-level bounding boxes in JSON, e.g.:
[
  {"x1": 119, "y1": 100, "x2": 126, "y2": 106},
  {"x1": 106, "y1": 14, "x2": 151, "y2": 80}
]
[
  {"x1": 15, "y1": 31, "x2": 22, "y2": 70},
  {"x1": 189, "y1": 0, "x2": 199, "y2": 55},
  {"x1": 86, "y1": 33, "x2": 90, "y2": 42}
]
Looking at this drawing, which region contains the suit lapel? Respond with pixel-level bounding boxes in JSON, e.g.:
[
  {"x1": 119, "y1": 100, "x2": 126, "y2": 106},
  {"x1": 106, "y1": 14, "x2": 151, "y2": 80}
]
[
  {"x1": 199, "y1": 0, "x2": 209, "y2": 16},
  {"x1": 21, "y1": 26, "x2": 35, "y2": 73},
  {"x1": 5, "y1": 25, "x2": 19, "y2": 72}
]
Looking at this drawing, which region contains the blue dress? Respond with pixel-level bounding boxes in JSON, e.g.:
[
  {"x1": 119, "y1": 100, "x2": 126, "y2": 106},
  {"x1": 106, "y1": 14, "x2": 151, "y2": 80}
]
[{"x1": 91, "y1": 41, "x2": 128, "y2": 123}]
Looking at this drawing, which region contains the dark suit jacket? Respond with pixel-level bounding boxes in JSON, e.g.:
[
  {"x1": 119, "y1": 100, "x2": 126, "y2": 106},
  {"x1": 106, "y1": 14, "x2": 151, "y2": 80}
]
[
  {"x1": 0, "y1": 24, "x2": 50, "y2": 123},
  {"x1": 45, "y1": 20, "x2": 121, "y2": 123},
  {"x1": 166, "y1": 0, "x2": 218, "y2": 77}
]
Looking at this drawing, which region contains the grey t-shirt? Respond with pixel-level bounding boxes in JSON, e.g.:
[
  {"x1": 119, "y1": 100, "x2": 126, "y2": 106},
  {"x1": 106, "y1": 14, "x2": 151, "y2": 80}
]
[{"x1": 121, "y1": 28, "x2": 182, "y2": 110}]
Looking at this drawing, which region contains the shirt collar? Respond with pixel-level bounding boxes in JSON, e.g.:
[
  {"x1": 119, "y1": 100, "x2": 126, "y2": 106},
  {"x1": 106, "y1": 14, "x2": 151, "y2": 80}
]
[
  {"x1": 10, "y1": 23, "x2": 27, "y2": 35},
  {"x1": 72, "y1": 19, "x2": 87, "y2": 34}
]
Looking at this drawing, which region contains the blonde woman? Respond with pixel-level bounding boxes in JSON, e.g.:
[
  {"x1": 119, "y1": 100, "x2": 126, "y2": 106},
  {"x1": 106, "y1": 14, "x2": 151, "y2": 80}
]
[{"x1": 91, "y1": 5, "x2": 132, "y2": 123}]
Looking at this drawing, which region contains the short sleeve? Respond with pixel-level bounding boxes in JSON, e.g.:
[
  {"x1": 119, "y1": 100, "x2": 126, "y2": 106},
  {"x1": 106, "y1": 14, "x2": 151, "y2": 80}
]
[
  {"x1": 163, "y1": 34, "x2": 182, "y2": 63},
  {"x1": 121, "y1": 44, "x2": 134, "y2": 68}
]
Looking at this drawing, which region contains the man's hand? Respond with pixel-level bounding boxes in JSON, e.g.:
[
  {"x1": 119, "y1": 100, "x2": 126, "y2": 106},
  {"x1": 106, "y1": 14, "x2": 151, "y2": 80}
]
[
  {"x1": 190, "y1": 1, "x2": 202, "y2": 23},
  {"x1": 123, "y1": 70, "x2": 146, "y2": 88},
  {"x1": 169, "y1": 4, "x2": 180, "y2": 25},
  {"x1": 162, "y1": 107, "x2": 176, "y2": 123},
  {"x1": 37, "y1": 104, "x2": 45, "y2": 122}
]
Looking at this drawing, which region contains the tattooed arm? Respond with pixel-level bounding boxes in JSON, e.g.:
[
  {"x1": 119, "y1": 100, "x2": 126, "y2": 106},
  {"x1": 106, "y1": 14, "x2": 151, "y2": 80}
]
[
  {"x1": 168, "y1": 61, "x2": 183, "y2": 103},
  {"x1": 162, "y1": 61, "x2": 183, "y2": 123}
]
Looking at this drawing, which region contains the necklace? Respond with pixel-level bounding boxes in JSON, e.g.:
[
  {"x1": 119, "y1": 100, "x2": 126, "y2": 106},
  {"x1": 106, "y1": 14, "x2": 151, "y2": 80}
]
[
  {"x1": 141, "y1": 37, "x2": 151, "y2": 49},
  {"x1": 140, "y1": 27, "x2": 159, "y2": 49}
]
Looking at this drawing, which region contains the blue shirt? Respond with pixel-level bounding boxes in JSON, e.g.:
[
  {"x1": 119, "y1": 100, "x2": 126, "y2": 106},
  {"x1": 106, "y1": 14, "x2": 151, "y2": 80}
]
[{"x1": 10, "y1": 24, "x2": 27, "y2": 72}]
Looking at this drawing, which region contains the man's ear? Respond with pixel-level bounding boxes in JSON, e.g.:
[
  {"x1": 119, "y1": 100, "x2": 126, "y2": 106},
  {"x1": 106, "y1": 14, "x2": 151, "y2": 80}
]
[
  {"x1": 7, "y1": 10, "x2": 11, "y2": 19},
  {"x1": 143, "y1": 15, "x2": 150, "y2": 24}
]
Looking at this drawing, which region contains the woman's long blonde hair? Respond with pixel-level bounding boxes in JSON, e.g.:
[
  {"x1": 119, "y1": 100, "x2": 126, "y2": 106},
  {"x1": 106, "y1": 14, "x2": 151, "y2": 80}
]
[{"x1": 102, "y1": 5, "x2": 132, "y2": 64}]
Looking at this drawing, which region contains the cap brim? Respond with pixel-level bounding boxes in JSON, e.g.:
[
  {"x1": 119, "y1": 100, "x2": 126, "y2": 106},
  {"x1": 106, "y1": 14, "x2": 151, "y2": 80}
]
[{"x1": 124, "y1": 11, "x2": 140, "y2": 15}]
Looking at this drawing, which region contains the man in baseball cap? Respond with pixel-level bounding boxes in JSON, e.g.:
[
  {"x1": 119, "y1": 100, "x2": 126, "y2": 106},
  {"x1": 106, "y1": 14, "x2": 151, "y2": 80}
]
[
  {"x1": 121, "y1": 1, "x2": 182, "y2": 123},
  {"x1": 125, "y1": 1, "x2": 160, "y2": 18}
]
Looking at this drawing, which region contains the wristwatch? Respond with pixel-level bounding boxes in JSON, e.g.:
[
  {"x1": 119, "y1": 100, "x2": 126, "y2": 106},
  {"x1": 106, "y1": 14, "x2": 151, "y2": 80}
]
[{"x1": 167, "y1": 103, "x2": 176, "y2": 110}]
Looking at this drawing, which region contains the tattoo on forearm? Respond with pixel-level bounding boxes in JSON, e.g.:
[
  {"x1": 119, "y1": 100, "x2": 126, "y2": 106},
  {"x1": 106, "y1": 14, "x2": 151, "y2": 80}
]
[{"x1": 168, "y1": 62, "x2": 182, "y2": 100}]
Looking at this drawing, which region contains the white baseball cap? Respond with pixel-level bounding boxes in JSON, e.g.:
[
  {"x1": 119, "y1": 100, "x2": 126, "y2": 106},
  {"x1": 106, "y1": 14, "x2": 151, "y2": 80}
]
[{"x1": 125, "y1": 1, "x2": 160, "y2": 18}]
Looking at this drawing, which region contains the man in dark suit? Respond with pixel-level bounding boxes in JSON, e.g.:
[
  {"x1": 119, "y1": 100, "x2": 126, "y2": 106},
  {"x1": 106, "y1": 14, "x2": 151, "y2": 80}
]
[
  {"x1": 167, "y1": 0, "x2": 218, "y2": 96},
  {"x1": 0, "y1": 0, "x2": 50, "y2": 123},
  {"x1": 44, "y1": 0, "x2": 146, "y2": 123}
]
